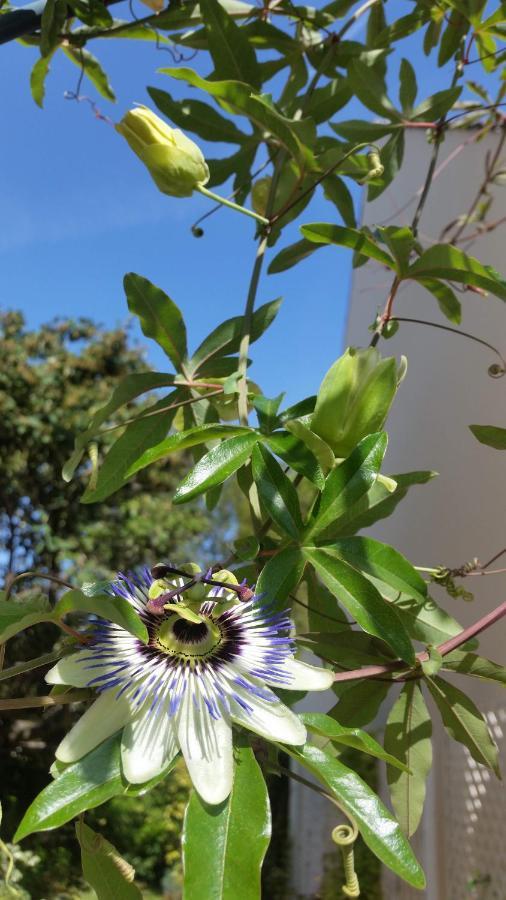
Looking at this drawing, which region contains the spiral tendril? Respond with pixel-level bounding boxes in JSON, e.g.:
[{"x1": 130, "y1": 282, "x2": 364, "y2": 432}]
[{"x1": 332, "y1": 823, "x2": 360, "y2": 898}]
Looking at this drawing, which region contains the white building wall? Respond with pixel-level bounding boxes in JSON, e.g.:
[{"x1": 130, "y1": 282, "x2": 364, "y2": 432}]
[{"x1": 290, "y1": 129, "x2": 506, "y2": 899}]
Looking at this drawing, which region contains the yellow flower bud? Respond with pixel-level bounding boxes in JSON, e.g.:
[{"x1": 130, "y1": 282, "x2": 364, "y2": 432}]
[{"x1": 116, "y1": 106, "x2": 210, "y2": 198}]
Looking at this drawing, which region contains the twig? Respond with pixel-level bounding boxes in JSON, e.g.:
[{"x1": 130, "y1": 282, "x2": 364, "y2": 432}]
[
  {"x1": 0, "y1": 690, "x2": 89, "y2": 711},
  {"x1": 98, "y1": 388, "x2": 224, "y2": 435},
  {"x1": 445, "y1": 123, "x2": 506, "y2": 244},
  {"x1": 4, "y1": 571, "x2": 74, "y2": 602}
]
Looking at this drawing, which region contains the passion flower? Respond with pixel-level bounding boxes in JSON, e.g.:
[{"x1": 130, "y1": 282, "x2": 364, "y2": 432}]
[{"x1": 46, "y1": 566, "x2": 333, "y2": 805}]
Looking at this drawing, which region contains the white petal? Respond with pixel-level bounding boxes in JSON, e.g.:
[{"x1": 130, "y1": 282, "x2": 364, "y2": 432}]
[
  {"x1": 121, "y1": 708, "x2": 178, "y2": 784},
  {"x1": 55, "y1": 692, "x2": 131, "y2": 763},
  {"x1": 231, "y1": 687, "x2": 306, "y2": 746},
  {"x1": 177, "y1": 688, "x2": 233, "y2": 805},
  {"x1": 269, "y1": 657, "x2": 334, "y2": 692},
  {"x1": 45, "y1": 653, "x2": 95, "y2": 687}
]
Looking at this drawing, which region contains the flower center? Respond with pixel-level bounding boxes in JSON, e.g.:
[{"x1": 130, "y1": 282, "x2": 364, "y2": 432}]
[{"x1": 155, "y1": 615, "x2": 221, "y2": 659}]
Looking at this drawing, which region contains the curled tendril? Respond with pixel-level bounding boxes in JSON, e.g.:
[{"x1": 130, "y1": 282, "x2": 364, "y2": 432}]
[{"x1": 332, "y1": 822, "x2": 360, "y2": 898}]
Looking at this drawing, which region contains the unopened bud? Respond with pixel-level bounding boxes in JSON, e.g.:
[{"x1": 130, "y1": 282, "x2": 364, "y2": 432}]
[{"x1": 116, "y1": 106, "x2": 210, "y2": 198}]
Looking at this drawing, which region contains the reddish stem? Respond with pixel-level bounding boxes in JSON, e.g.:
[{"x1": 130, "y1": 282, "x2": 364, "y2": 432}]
[{"x1": 333, "y1": 599, "x2": 506, "y2": 682}]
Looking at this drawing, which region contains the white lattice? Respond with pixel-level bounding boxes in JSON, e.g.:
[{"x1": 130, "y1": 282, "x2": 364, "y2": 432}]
[
  {"x1": 381, "y1": 706, "x2": 506, "y2": 900},
  {"x1": 441, "y1": 708, "x2": 506, "y2": 900}
]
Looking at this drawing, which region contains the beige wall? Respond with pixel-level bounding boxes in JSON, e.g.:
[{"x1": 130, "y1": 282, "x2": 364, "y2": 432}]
[
  {"x1": 289, "y1": 129, "x2": 506, "y2": 899},
  {"x1": 346, "y1": 129, "x2": 506, "y2": 900}
]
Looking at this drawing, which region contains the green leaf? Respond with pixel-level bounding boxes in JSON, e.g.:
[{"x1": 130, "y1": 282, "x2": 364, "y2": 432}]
[
  {"x1": 299, "y1": 630, "x2": 393, "y2": 669},
  {"x1": 442, "y1": 651, "x2": 506, "y2": 685},
  {"x1": 54, "y1": 589, "x2": 148, "y2": 643},
  {"x1": 329, "y1": 680, "x2": 391, "y2": 727},
  {"x1": 331, "y1": 469, "x2": 436, "y2": 535},
  {"x1": 173, "y1": 432, "x2": 260, "y2": 503},
  {"x1": 0, "y1": 596, "x2": 52, "y2": 643},
  {"x1": 408, "y1": 244, "x2": 506, "y2": 300},
  {"x1": 256, "y1": 547, "x2": 305, "y2": 611},
  {"x1": 377, "y1": 225, "x2": 414, "y2": 276},
  {"x1": 331, "y1": 119, "x2": 398, "y2": 142},
  {"x1": 469, "y1": 424, "x2": 506, "y2": 450},
  {"x1": 411, "y1": 86, "x2": 461, "y2": 122},
  {"x1": 306, "y1": 433, "x2": 388, "y2": 539},
  {"x1": 63, "y1": 47, "x2": 116, "y2": 102},
  {"x1": 40, "y1": 0, "x2": 66, "y2": 56},
  {"x1": 251, "y1": 444, "x2": 303, "y2": 539},
  {"x1": 191, "y1": 299, "x2": 282, "y2": 372},
  {"x1": 322, "y1": 175, "x2": 356, "y2": 227},
  {"x1": 76, "y1": 821, "x2": 142, "y2": 900},
  {"x1": 399, "y1": 58, "x2": 417, "y2": 112},
  {"x1": 426, "y1": 675, "x2": 500, "y2": 776},
  {"x1": 300, "y1": 223, "x2": 397, "y2": 269},
  {"x1": 62, "y1": 372, "x2": 176, "y2": 482},
  {"x1": 311, "y1": 348, "x2": 399, "y2": 457},
  {"x1": 418, "y1": 278, "x2": 462, "y2": 323},
  {"x1": 15, "y1": 735, "x2": 177, "y2": 841},
  {"x1": 420, "y1": 645, "x2": 442, "y2": 677},
  {"x1": 155, "y1": 0, "x2": 255, "y2": 30},
  {"x1": 125, "y1": 424, "x2": 252, "y2": 477},
  {"x1": 301, "y1": 712, "x2": 408, "y2": 770},
  {"x1": 348, "y1": 59, "x2": 402, "y2": 121},
  {"x1": 67, "y1": 0, "x2": 113, "y2": 27},
  {"x1": 266, "y1": 431, "x2": 325, "y2": 488},
  {"x1": 305, "y1": 79, "x2": 352, "y2": 123},
  {"x1": 30, "y1": 52, "x2": 55, "y2": 107},
  {"x1": 371, "y1": 578, "x2": 466, "y2": 645},
  {"x1": 147, "y1": 87, "x2": 247, "y2": 143},
  {"x1": 15, "y1": 736, "x2": 124, "y2": 840},
  {"x1": 160, "y1": 68, "x2": 314, "y2": 170},
  {"x1": 303, "y1": 547, "x2": 415, "y2": 663},
  {"x1": 325, "y1": 537, "x2": 427, "y2": 605},
  {"x1": 284, "y1": 418, "x2": 335, "y2": 472},
  {"x1": 268, "y1": 238, "x2": 319, "y2": 274},
  {"x1": 286, "y1": 745, "x2": 425, "y2": 888},
  {"x1": 81, "y1": 391, "x2": 179, "y2": 503},
  {"x1": 384, "y1": 683, "x2": 432, "y2": 836},
  {"x1": 251, "y1": 393, "x2": 284, "y2": 433},
  {"x1": 182, "y1": 741, "x2": 270, "y2": 900},
  {"x1": 124, "y1": 273, "x2": 187, "y2": 371},
  {"x1": 200, "y1": 0, "x2": 261, "y2": 89}
]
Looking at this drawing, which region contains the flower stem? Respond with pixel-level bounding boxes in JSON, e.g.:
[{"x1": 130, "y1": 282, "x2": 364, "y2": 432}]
[{"x1": 196, "y1": 185, "x2": 269, "y2": 226}]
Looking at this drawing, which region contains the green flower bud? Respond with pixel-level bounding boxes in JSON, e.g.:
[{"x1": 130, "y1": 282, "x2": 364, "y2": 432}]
[
  {"x1": 311, "y1": 347, "x2": 404, "y2": 457},
  {"x1": 116, "y1": 106, "x2": 210, "y2": 198}
]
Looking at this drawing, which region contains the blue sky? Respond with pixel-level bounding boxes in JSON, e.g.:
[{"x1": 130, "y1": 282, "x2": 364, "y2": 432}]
[{"x1": 0, "y1": 1, "x2": 477, "y2": 402}]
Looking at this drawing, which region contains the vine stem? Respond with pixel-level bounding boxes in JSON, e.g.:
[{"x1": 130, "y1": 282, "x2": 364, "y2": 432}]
[
  {"x1": 98, "y1": 388, "x2": 224, "y2": 435},
  {"x1": 0, "y1": 690, "x2": 89, "y2": 711},
  {"x1": 333, "y1": 599, "x2": 506, "y2": 682},
  {"x1": 445, "y1": 122, "x2": 506, "y2": 245},
  {"x1": 236, "y1": 21, "x2": 359, "y2": 425},
  {"x1": 369, "y1": 55, "x2": 465, "y2": 347},
  {"x1": 389, "y1": 316, "x2": 506, "y2": 370},
  {"x1": 195, "y1": 185, "x2": 269, "y2": 226},
  {"x1": 4, "y1": 570, "x2": 74, "y2": 601}
]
